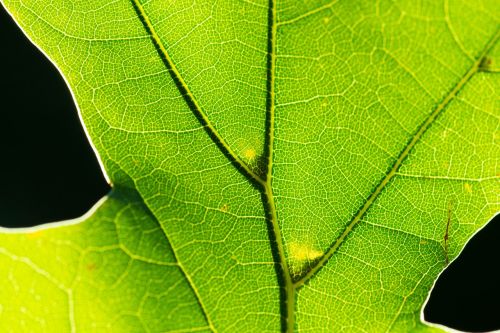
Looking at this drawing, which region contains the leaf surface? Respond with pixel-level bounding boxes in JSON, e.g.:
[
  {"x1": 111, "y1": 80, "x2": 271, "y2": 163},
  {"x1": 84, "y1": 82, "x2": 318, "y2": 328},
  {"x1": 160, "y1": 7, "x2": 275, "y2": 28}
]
[{"x1": 1, "y1": 0, "x2": 499, "y2": 332}]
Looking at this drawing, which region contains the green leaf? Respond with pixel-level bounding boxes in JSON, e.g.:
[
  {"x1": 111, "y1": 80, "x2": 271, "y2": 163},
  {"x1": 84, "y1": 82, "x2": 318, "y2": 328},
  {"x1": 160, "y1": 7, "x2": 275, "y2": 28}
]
[{"x1": 1, "y1": 0, "x2": 498, "y2": 332}]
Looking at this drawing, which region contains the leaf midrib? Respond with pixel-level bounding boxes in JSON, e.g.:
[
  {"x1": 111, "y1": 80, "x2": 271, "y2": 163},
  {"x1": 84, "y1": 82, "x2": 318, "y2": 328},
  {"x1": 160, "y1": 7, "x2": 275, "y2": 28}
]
[{"x1": 263, "y1": 1, "x2": 296, "y2": 332}]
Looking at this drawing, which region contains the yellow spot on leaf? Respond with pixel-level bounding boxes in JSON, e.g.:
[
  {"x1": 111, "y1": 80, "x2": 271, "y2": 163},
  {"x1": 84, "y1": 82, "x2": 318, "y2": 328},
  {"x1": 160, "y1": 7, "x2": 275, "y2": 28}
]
[
  {"x1": 236, "y1": 137, "x2": 262, "y2": 168},
  {"x1": 243, "y1": 148, "x2": 257, "y2": 161},
  {"x1": 464, "y1": 183, "x2": 472, "y2": 193},
  {"x1": 288, "y1": 242, "x2": 323, "y2": 276},
  {"x1": 220, "y1": 204, "x2": 229, "y2": 213}
]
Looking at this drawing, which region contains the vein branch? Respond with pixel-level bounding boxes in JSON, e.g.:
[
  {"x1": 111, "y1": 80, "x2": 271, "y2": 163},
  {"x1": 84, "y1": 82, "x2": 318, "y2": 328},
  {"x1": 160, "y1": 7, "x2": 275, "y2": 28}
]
[
  {"x1": 293, "y1": 27, "x2": 500, "y2": 289},
  {"x1": 130, "y1": 0, "x2": 265, "y2": 187}
]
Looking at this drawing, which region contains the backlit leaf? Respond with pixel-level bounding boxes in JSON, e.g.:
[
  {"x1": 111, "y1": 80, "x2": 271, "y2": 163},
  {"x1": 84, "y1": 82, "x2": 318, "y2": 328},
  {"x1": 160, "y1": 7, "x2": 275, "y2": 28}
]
[{"x1": 1, "y1": 0, "x2": 499, "y2": 332}]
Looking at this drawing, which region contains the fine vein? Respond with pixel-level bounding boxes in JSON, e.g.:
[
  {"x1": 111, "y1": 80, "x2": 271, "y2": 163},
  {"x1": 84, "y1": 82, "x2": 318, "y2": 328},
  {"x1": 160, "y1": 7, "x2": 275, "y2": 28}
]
[
  {"x1": 130, "y1": 0, "x2": 265, "y2": 187},
  {"x1": 294, "y1": 27, "x2": 500, "y2": 289}
]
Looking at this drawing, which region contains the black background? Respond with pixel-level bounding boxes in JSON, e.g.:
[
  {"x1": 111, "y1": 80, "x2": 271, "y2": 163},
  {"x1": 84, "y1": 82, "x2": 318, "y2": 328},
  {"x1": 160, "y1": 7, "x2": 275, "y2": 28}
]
[{"x1": 1, "y1": 5, "x2": 499, "y2": 332}]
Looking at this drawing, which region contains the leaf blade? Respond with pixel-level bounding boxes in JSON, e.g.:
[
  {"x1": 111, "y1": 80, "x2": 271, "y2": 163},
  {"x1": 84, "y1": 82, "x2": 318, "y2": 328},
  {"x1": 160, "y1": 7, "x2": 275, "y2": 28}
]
[{"x1": 1, "y1": 0, "x2": 499, "y2": 332}]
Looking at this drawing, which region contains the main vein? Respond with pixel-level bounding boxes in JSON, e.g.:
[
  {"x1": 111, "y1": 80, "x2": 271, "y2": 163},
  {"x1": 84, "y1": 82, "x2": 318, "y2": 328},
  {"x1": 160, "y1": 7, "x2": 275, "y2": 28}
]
[
  {"x1": 130, "y1": 0, "x2": 265, "y2": 187},
  {"x1": 263, "y1": 1, "x2": 296, "y2": 332},
  {"x1": 294, "y1": 27, "x2": 500, "y2": 289}
]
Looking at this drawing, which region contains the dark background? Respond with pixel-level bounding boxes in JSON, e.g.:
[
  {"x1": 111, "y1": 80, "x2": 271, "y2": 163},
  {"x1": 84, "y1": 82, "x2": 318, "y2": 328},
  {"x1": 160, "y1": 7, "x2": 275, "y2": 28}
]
[{"x1": 1, "y1": 5, "x2": 499, "y2": 332}]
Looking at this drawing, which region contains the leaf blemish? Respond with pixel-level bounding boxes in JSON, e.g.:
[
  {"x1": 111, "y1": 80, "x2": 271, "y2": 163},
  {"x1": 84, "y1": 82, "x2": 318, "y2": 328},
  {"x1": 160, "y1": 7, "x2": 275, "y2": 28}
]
[
  {"x1": 464, "y1": 183, "x2": 473, "y2": 193},
  {"x1": 288, "y1": 242, "x2": 323, "y2": 277},
  {"x1": 235, "y1": 136, "x2": 267, "y2": 176},
  {"x1": 243, "y1": 147, "x2": 257, "y2": 161},
  {"x1": 479, "y1": 56, "x2": 492, "y2": 71}
]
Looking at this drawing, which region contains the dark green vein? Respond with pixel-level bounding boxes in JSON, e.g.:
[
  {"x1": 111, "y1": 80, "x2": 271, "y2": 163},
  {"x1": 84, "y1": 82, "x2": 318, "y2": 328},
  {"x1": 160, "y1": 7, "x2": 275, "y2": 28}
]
[
  {"x1": 262, "y1": 1, "x2": 296, "y2": 332},
  {"x1": 294, "y1": 27, "x2": 500, "y2": 289},
  {"x1": 130, "y1": 0, "x2": 265, "y2": 188}
]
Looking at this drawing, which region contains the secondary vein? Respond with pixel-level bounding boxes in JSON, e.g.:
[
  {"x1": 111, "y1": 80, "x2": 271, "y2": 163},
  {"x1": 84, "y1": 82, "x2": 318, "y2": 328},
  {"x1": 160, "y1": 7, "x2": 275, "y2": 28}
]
[
  {"x1": 294, "y1": 27, "x2": 500, "y2": 289},
  {"x1": 130, "y1": 0, "x2": 265, "y2": 187},
  {"x1": 110, "y1": 163, "x2": 217, "y2": 332},
  {"x1": 149, "y1": 206, "x2": 217, "y2": 333}
]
